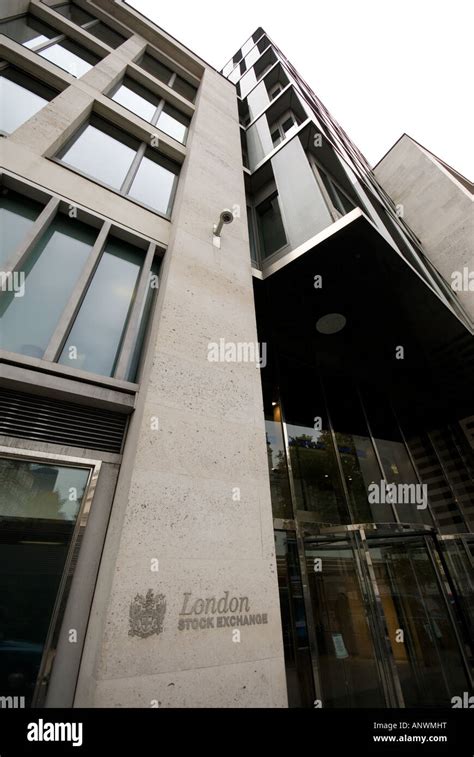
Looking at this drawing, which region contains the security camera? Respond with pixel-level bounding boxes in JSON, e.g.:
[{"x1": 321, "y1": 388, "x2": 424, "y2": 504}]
[{"x1": 213, "y1": 208, "x2": 234, "y2": 237}]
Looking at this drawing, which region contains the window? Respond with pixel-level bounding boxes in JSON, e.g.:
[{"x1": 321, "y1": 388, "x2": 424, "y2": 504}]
[
  {"x1": 268, "y1": 82, "x2": 283, "y2": 100},
  {"x1": 128, "y1": 151, "x2": 178, "y2": 215},
  {"x1": 87, "y1": 21, "x2": 126, "y2": 49},
  {"x1": 0, "y1": 14, "x2": 56, "y2": 48},
  {"x1": 55, "y1": 3, "x2": 127, "y2": 48},
  {"x1": 0, "y1": 68, "x2": 56, "y2": 134},
  {"x1": 157, "y1": 104, "x2": 189, "y2": 143},
  {"x1": 318, "y1": 165, "x2": 355, "y2": 218},
  {"x1": 172, "y1": 75, "x2": 197, "y2": 103},
  {"x1": 140, "y1": 52, "x2": 173, "y2": 85},
  {"x1": 59, "y1": 237, "x2": 143, "y2": 376},
  {"x1": 110, "y1": 78, "x2": 190, "y2": 143},
  {"x1": 256, "y1": 192, "x2": 287, "y2": 258},
  {"x1": 38, "y1": 39, "x2": 98, "y2": 77},
  {"x1": 0, "y1": 13, "x2": 100, "y2": 78},
  {"x1": 0, "y1": 456, "x2": 92, "y2": 707},
  {"x1": 0, "y1": 189, "x2": 43, "y2": 267},
  {"x1": 126, "y1": 259, "x2": 160, "y2": 381},
  {"x1": 55, "y1": 2, "x2": 95, "y2": 25},
  {"x1": 270, "y1": 111, "x2": 299, "y2": 148},
  {"x1": 0, "y1": 182, "x2": 162, "y2": 380},
  {"x1": 111, "y1": 78, "x2": 160, "y2": 121},
  {"x1": 139, "y1": 53, "x2": 197, "y2": 103},
  {"x1": 1, "y1": 216, "x2": 96, "y2": 358},
  {"x1": 57, "y1": 116, "x2": 180, "y2": 215},
  {"x1": 58, "y1": 118, "x2": 137, "y2": 189}
]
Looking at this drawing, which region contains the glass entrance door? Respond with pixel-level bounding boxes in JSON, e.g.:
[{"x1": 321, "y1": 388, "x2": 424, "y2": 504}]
[
  {"x1": 302, "y1": 527, "x2": 472, "y2": 707},
  {"x1": 304, "y1": 535, "x2": 388, "y2": 707},
  {"x1": 368, "y1": 535, "x2": 471, "y2": 706},
  {"x1": 0, "y1": 453, "x2": 96, "y2": 706}
]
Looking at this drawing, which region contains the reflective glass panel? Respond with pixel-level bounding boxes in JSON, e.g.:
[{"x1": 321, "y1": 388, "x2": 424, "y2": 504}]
[
  {"x1": 173, "y1": 76, "x2": 197, "y2": 103},
  {"x1": 157, "y1": 105, "x2": 189, "y2": 143},
  {"x1": 441, "y1": 539, "x2": 474, "y2": 646},
  {"x1": 256, "y1": 193, "x2": 287, "y2": 258},
  {"x1": 369, "y1": 537, "x2": 470, "y2": 706},
  {"x1": 88, "y1": 22, "x2": 125, "y2": 48},
  {"x1": 111, "y1": 79, "x2": 158, "y2": 121},
  {"x1": 127, "y1": 152, "x2": 178, "y2": 215},
  {"x1": 275, "y1": 532, "x2": 315, "y2": 707},
  {"x1": 264, "y1": 396, "x2": 292, "y2": 519},
  {"x1": 126, "y1": 258, "x2": 160, "y2": 382},
  {"x1": 0, "y1": 457, "x2": 90, "y2": 706},
  {"x1": 0, "y1": 15, "x2": 55, "y2": 48},
  {"x1": 59, "y1": 237, "x2": 142, "y2": 376},
  {"x1": 325, "y1": 379, "x2": 392, "y2": 523},
  {"x1": 0, "y1": 71, "x2": 50, "y2": 134},
  {"x1": 0, "y1": 190, "x2": 43, "y2": 267},
  {"x1": 39, "y1": 40, "x2": 97, "y2": 78},
  {"x1": 305, "y1": 538, "x2": 386, "y2": 707},
  {"x1": 0, "y1": 217, "x2": 96, "y2": 358},
  {"x1": 140, "y1": 53, "x2": 172, "y2": 85},
  {"x1": 54, "y1": 2, "x2": 95, "y2": 25},
  {"x1": 362, "y1": 388, "x2": 432, "y2": 525},
  {"x1": 59, "y1": 120, "x2": 137, "y2": 189}
]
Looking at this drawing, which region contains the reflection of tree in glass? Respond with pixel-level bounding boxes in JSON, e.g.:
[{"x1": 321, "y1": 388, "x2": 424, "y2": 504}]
[
  {"x1": 289, "y1": 431, "x2": 348, "y2": 523},
  {"x1": 266, "y1": 431, "x2": 292, "y2": 518}
]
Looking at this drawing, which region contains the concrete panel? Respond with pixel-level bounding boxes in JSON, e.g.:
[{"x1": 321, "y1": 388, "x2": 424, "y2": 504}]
[
  {"x1": 375, "y1": 135, "x2": 474, "y2": 320},
  {"x1": 247, "y1": 115, "x2": 273, "y2": 170},
  {"x1": 0, "y1": 1, "x2": 29, "y2": 20},
  {"x1": 239, "y1": 68, "x2": 257, "y2": 99},
  {"x1": 272, "y1": 137, "x2": 333, "y2": 249},
  {"x1": 247, "y1": 80, "x2": 270, "y2": 122},
  {"x1": 90, "y1": 657, "x2": 287, "y2": 708},
  {"x1": 74, "y1": 63, "x2": 287, "y2": 708}
]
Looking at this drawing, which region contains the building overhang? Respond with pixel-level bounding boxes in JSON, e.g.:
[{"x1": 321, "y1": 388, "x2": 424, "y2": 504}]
[{"x1": 254, "y1": 212, "x2": 474, "y2": 431}]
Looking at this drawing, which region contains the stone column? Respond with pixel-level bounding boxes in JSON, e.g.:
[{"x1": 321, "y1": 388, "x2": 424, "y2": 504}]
[{"x1": 75, "y1": 65, "x2": 288, "y2": 708}]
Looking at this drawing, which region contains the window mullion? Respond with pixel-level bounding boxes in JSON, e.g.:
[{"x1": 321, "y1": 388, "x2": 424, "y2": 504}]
[
  {"x1": 168, "y1": 72, "x2": 176, "y2": 88},
  {"x1": 121, "y1": 142, "x2": 146, "y2": 195},
  {"x1": 114, "y1": 242, "x2": 157, "y2": 380},
  {"x1": 151, "y1": 98, "x2": 165, "y2": 127},
  {"x1": 43, "y1": 221, "x2": 111, "y2": 363},
  {"x1": 3, "y1": 196, "x2": 59, "y2": 273},
  {"x1": 31, "y1": 33, "x2": 67, "y2": 53},
  {"x1": 310, "y1": 156, "x2": 339, "y2": 222}
]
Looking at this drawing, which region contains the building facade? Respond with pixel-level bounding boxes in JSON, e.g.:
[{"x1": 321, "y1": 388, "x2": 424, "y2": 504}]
[
  {"x1": 374, "y1": 134, "x2": 474, "y2": 321},
  {"x1": 0, "y1": 0, "x2": 473, "y2": 709}
]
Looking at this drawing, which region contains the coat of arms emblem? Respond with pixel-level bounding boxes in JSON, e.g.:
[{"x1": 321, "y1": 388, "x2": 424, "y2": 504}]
[{"x1": 129, "y1": 589, "x2": 166, "y2": 638}]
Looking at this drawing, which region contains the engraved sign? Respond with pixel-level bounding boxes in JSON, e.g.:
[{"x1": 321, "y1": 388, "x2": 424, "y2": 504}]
[
  {"x1": 178, "y1": 591, "x2": 268, "y2": 631},
  {"x1": 129, "y1": 589, "x2": 166, "y2": 638}
]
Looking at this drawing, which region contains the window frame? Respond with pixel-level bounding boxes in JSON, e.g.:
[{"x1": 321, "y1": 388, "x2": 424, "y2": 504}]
[
  {"x1": 108, "y1": 76, "x2": 190, "y2": 144},
  {"x1": 0, "y1": 63, "x2": 58, "y2": 136},
  {"x1": 138, "y1": 49, "x2": 198, "y2": 103},
  {"x1": 0, "y1": 444, "x2": 104, "y2": 709},
  {"x1": 0, "y1": 172, "x2": 164, "y2": 385},
  {"x1": 0, "y1": 12, "x2": 103, "y2": 77},
  {"x1": 254, "y1": 187, "x2": 288, "y2": 262},
  {"x1": 268, "y1": 82, "x2": 283, "y2": 101},
  {"x1": 269, "y1": 109, "x2": 299, "y2": 148},
  {"x1": 54, "y1": 114, "x2": 181, "y2": 219},
  {"x1": 309, "y1": 154, "x2": 356, "y2": 222}
]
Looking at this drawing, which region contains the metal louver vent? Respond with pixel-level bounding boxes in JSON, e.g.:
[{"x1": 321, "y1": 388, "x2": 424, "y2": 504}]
[{"x1": 0, "y1": 388, "x2": 128, "y2": 454}]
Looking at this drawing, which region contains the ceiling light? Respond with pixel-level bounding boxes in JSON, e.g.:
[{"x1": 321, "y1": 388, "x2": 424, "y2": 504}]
[{"x1": 316, "y1": 313, "x2": 346, "y2": 335}]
